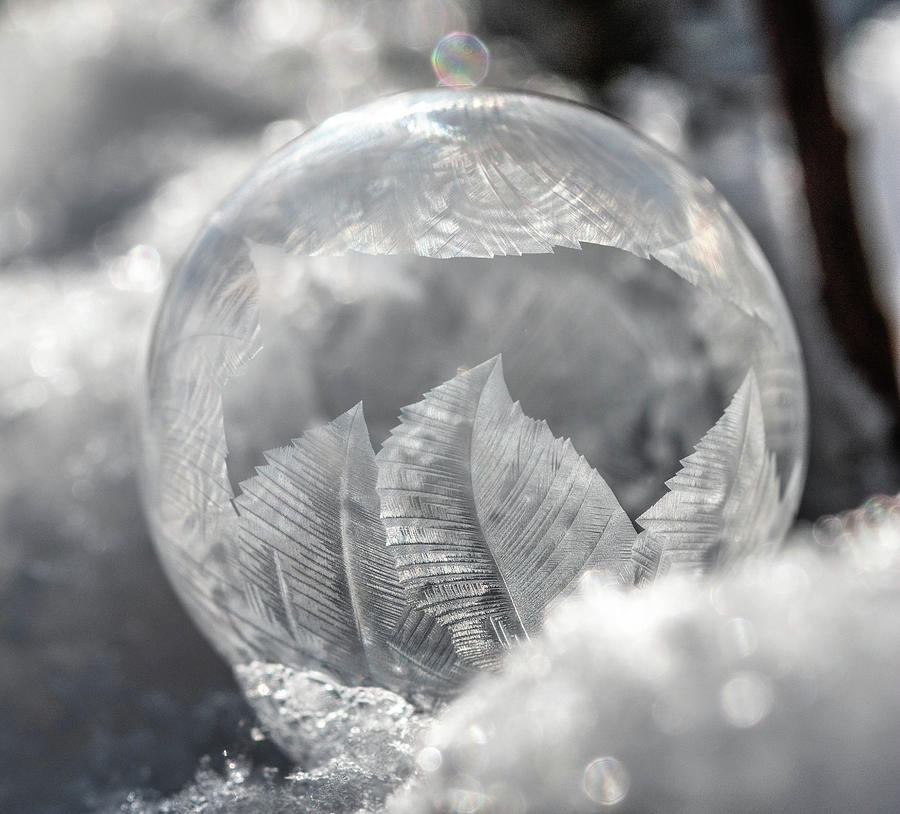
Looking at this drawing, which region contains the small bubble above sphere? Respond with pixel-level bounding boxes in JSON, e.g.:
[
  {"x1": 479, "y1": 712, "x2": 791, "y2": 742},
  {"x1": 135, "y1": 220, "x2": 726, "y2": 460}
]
[{"x1": 431, "y1": 32, "x2": 489, "y2": 87}]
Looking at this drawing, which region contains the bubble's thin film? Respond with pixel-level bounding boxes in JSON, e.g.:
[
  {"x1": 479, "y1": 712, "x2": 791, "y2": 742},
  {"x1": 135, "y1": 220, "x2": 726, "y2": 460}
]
[
  {"x1": 583, "y1": 756, "x2": 630, "y2": 806},
  {"x1": 432, "y1": 32, "x2": 489, "y2": 88}
]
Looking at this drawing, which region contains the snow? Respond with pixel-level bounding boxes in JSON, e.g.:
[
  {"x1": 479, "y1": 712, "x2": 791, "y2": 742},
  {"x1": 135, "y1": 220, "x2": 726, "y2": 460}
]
[
  {"x1": 395, "y1": 500, "x2": 900, "y2": 813},
  {"x1": 107, "y1": 498, "x2": 900, "y2": 813}
]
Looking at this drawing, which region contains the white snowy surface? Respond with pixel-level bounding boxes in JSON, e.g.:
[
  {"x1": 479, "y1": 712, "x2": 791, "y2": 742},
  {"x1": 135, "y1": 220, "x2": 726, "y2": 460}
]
[
  {"x1": 395, "y1": 500, "x2": 900, "y2": 813},
  {"x1": 111, "y1": 498, "x2": 900, "y2": 813}
]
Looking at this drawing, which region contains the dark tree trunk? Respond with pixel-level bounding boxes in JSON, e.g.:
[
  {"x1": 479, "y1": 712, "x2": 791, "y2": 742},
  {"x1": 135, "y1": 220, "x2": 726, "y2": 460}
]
[{"x1": 758, "y1": 0, "x2": 899, "y2": 411}]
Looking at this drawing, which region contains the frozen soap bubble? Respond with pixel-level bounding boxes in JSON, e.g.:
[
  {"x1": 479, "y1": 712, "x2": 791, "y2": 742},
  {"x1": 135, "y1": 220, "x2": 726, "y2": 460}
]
[{"x1": 141, "y1": 90, "x2": 807, "y2": 699}]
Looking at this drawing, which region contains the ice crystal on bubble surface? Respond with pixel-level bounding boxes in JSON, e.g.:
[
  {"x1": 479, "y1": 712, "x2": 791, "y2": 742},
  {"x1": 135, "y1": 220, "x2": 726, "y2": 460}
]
[{"x1": 229, "y1": 356, "x2": 777, "y2": 696}]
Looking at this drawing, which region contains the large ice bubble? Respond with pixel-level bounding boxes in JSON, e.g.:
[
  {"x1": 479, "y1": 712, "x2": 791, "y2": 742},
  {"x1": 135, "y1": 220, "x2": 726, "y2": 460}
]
[{"x1": 140, "y1": 89, "x2": 806, "y2": 700}]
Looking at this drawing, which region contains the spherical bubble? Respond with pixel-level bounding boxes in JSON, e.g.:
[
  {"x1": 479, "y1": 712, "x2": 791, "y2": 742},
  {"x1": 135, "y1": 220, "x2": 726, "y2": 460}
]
[
  {"x1": 140, "y1": 90, "x2": 807, "y2": 687},
  {"x1": 432, "y1": 32, "x2": 489, "y2": 87},
  {"x1": 583, "y1": 756, "x2": 630, "y2": 806}
]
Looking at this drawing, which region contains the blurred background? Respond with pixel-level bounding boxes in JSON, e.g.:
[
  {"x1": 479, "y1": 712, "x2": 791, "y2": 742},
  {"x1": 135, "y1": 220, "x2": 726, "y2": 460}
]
[{"x1": 1, "y1": 0, "x2": 898, "y2": 811}]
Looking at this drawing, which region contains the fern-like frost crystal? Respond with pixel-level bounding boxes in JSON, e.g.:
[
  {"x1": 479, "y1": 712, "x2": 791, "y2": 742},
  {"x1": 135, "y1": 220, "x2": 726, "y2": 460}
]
[
  {"x1": 633, "y1": 369, "x2": 781, "y2": 582},
  {"x1": 376, "y1": 357, "x2": 636, "y2": 670},
  {"x1": 233, "y1": 404, "x2": 464, "y2": 694},
  {"x1": 229, "y1": 360, "x2": 785, "y2": 689}
]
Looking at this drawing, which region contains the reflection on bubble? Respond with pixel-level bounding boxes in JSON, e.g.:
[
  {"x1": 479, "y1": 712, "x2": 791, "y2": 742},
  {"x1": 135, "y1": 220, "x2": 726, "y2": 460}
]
[
  {"x1": 583, "y1": 756, "x2": 630, "y2": 806},
  {"x1": 432, "y1": 32, "x2": 489, "y2": 88},
  {"x1": 720, "y1": 671, "x2": 774, "y2": 728}
]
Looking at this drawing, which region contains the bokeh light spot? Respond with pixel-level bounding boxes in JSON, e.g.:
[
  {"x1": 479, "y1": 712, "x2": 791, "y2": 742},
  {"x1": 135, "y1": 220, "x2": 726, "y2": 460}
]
[
  {"x1": 431, "y1": 32, "x2": 489, "y2": 88},
  {"x1": 583, "y1": 756, "x2": 630, "y2": 806},
  {"x1": 720, "y1": 671, "x2": 774, "y2": 728},
  {"x1": 721, "y1": 616, "x2": 758, "y2": 660},
  {"x1": 107, "y1": 244, "x2": 162, "y2": 293},
  {"x1": 417, "y1": 745, "x2": 443, "y2": 772}
]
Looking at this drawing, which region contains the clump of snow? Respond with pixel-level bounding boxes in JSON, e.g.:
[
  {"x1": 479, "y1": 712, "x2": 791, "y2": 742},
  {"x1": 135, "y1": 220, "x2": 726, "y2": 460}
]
[
  {"x1": 110, "y1": 666, "x2": 430, "y2": 814},
  {"x1": 111, "y1": 497, "x2": 900, "y2": 814},
  {"x1": 236, "y1": 663, "x2": 427, "y2": 774},
  {"x1": 392, "y1": 496, "x2": 900, "y2": 814},
  {"x1": 112, "y1": 757, "x2": 298, "y2": 814}
]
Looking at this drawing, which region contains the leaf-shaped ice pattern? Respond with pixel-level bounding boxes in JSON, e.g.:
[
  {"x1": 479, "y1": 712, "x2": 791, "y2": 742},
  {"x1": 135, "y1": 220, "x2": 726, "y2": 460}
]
[
  {"x1": 233, "y1": 403, "x2": 465, "y2": 693},
  {"x1": 376, "y1": 356, "x2": 638, "y2": 670},
  {"x1": 632, "y1": 369, "x2": 781, "y2": 583}
]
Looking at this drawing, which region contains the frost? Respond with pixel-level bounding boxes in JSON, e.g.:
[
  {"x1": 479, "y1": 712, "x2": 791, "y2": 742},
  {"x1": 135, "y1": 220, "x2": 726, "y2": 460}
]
[
  {"x1": 377, "y1": 356, "x2": 635, "y2": 669},
  {"x1": 112, "y1": 754, "x2": 398, "y2": 814},
  {"x1": 112, "y1": 663, "x2": 431, "y2": 813},
  {"x1": 232, "y1": 91, "x2": 780, "y2": 326},
  {"x1": 228, "y1": 358, "x2": 779, "y2": 685},
  {"x1": 634, "y1": 369, "x2": 780, "y2": 582},
  {"x1": 233, "y1": 404, "x2": 464, "y2": 694}
]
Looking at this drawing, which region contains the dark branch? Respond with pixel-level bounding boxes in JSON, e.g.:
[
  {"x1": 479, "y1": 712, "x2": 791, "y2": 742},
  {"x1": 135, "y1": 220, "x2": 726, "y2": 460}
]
[{"x1": 757, "y1": 0, "x2": 900, "y2": 408}]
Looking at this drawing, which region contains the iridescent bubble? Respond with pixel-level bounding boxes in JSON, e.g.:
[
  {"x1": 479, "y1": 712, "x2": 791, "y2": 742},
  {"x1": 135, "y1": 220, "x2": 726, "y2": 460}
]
[
  {"x1": 432, "y1": 32, "x2": 489, "y2": 88},
  {"x1": 583, "y1": 756, "x2": 630, "y2": 806},
  {"x1": 812, "y1": 513, "x2": 843, "y2": 547}
]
